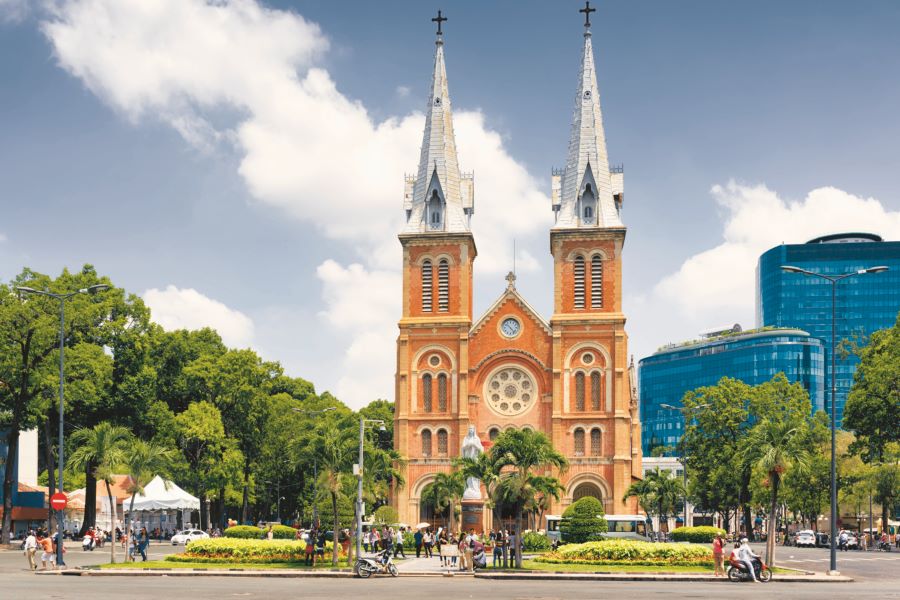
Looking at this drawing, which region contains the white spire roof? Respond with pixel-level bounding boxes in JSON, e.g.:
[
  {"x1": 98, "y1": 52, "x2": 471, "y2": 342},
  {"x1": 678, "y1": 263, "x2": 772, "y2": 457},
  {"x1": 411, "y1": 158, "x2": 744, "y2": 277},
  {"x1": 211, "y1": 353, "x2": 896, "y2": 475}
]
[
  {"x1": 402, "y1": 32, "x2": 473, "y2": 235},
  {"x1": 553, "y1": 27, "x2": 623, "y2": 229}
]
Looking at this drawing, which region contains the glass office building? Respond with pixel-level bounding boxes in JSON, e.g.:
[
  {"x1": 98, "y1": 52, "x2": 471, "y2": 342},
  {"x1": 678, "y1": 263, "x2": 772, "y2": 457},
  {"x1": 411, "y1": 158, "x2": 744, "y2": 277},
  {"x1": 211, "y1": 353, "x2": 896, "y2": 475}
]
[
  {"x1": 757, "y1": 233, "x2": 900, "y2": 427},
  {"x1": 639, "y1": 328, "x2": 824, "y2": 456}
]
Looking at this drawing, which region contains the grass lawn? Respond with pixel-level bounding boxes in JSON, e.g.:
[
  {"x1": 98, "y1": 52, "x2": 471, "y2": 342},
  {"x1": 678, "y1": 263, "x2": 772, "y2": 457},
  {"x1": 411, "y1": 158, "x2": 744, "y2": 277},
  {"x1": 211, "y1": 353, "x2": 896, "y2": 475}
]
[
  {"x1": 517, "y1": 560, "x2": 795, "y2": 575},
  {"x1": 97, "y1": 560, "x2": 348, "y2": 570}
]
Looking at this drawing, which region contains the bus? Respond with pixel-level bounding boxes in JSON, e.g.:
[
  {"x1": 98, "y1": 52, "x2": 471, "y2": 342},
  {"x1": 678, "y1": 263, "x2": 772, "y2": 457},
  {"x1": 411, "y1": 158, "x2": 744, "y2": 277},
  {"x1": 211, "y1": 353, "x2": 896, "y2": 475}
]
[{"x1": 545, "y1": 514, "x2": 651, "y2": 544}]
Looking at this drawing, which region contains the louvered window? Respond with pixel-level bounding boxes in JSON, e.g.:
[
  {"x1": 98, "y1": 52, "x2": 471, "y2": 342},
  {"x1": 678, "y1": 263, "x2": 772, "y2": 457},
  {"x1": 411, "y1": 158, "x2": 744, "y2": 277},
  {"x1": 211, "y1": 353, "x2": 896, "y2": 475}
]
[
  {"x1": 422, "y1": 260, "x2": 433, "y2": 312},
  {"x1": 574, "y1": 255, "x2": 585, "y2": 309},
  {"x1": 575, "y1": 372, "x2": 585, "y2": 411},
  {"x1": 422, "y1": 374, "x2": 433, "y2": 413},
  {"x1": 421, "y1": 430, "x2": 432, "y2": 456},
  {"x1": 489, "y1": 428, "x2": 499, "y2": 441},
  {"x1": 590, "y1": 428, "x2": 602, "y2": 456},
  {"x1": 591, "y1": 255, "x2": 603, "y2": 308},
  {"x1": 438, "y1": 259, "x2": 449, "y2": 312},
  {"x1": 437, "y1": 429, "x2": 448, "y2": 455},
  {"x1": 574, "y1": 428, "x2": 585, "y2": 456},
  {"x1": 437, "y1": 373, "x2": 448, "y2": 411},
  {"x1": 591, "y1": 371, "x2": 601, "y2": 411}
]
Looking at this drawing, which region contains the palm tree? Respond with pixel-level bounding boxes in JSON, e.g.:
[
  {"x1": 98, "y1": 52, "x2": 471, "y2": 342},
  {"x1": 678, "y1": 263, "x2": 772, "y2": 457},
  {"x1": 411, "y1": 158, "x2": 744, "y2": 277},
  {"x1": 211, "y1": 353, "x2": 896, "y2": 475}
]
[
  {"x1": 68, "y1": 423, "x2": 132, "y2": 564},
  {"x1": 743, "y1": 419, "x2": 808, "y2": 566},
  {"x1": 122, "y1": 440, "x2": 174, "y2": 561},
  {"x1": 420, "y1": 471, "x2": 465, "y2": 533},
  {"x1": 528, "y1": 476, "x2": 564, "y2": 531},
  {"x1": 624, "y1": 469, "x2": 684, "y2": 534},
  {"x1": 490, "y1": 429, "x2": 567, "y2": 568},
  {"x1": 316, "y1": 424, "x2": 356, "y2": 567}
]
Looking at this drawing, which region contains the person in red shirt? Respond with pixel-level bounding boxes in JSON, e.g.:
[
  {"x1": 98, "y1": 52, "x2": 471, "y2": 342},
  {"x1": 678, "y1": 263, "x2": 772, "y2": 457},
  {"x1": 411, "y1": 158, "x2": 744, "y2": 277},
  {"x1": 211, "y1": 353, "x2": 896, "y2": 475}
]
[{"x1": 712, "y1": 533, "x2": 725, "y2": 576}]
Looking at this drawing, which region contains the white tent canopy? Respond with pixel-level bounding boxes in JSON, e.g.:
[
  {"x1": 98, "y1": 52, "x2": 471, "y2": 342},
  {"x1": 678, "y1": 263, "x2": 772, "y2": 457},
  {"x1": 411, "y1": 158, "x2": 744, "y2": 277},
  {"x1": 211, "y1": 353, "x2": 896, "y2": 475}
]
[{"x1": 124, "y1": 476, "x2": 199, "y2": 511}]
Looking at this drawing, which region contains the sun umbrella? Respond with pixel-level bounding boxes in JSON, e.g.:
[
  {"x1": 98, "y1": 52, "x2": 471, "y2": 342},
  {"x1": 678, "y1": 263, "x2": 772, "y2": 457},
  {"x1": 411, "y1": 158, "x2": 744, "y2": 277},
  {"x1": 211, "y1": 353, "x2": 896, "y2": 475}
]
[{"x1": 415, "y1": 522, "x2": 430, "y2": 529}]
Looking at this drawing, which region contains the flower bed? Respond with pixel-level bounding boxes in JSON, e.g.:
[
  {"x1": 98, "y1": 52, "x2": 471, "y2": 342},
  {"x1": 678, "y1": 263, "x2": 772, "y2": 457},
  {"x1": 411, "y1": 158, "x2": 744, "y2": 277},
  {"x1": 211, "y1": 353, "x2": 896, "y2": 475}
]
[
  {"x1": 669, "y1": 526, "x2": 726, "y2": 543},
  {"x1": 167, "y1": 538, "x2": 339, "y2": 564},
  {"x1": 534, "y1": 540, "x2": 712, "y2": 566}
]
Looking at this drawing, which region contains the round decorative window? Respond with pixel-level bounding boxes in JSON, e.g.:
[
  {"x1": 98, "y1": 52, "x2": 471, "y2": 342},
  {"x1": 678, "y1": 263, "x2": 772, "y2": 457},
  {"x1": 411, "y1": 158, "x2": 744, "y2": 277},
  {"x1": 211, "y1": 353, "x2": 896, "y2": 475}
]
[
  {"x1": 429, "y1": 355, "x2": 441, "y2": 367},
  {"x1": 581, "y1": 352, "x2": 595, "y2": 365},
  {"x1": 484, "y1": 366, "x2": 537, "y2": 417}
]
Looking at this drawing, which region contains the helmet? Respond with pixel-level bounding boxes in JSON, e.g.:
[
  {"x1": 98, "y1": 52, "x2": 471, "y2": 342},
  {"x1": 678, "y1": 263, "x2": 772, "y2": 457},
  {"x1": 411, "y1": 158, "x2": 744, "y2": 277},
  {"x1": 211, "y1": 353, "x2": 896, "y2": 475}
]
[{"x1": 740, "y1": 538, "x2": 749, "y2": 543}]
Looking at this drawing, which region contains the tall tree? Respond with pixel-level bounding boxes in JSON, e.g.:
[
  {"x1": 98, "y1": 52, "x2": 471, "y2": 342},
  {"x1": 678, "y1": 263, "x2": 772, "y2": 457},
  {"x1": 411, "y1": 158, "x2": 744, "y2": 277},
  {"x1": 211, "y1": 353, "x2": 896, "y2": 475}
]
[
  {"x1": 68, "y1": 423, "x2": 133, "y2": 564},
  {"x1": 313, "y1": 421, "x2": 356, "y2": 566},
  {"x1": 420, "y1": 471, "x2": 465, "y2": 533},
  {"x1": 122, "y1": 440, "x2": 174, "y2": 561}
]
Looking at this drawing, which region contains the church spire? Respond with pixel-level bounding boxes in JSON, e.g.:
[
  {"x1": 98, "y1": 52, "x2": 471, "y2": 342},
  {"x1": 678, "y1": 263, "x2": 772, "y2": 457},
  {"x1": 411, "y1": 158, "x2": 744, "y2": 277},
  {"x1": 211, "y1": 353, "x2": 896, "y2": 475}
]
[
  {"x1": 552, "y1": 2, "x2": 623, "y2": 229},
  {"x1": 402, "y1": 11, "x2": 473, "y2": 235}
]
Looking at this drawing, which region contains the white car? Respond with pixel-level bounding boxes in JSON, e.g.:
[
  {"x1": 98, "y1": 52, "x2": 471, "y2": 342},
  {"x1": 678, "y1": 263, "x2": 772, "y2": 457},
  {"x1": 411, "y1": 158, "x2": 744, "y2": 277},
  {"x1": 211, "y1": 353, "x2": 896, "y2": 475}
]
[
  {"x1": 171, "y1": 529, "x2": 209, "y2": 545},
  {"x1": 795, "y1": 530, "x2": 816, "y2": 548}
]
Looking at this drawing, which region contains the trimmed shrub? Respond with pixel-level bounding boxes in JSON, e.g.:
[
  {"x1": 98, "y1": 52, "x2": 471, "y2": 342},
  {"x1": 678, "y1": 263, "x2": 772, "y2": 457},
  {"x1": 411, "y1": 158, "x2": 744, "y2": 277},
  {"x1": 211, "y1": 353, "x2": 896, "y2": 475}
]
[
  {"x1": 669, "y1": 526, "x2": 726, "y2": 544},
  {"x1": 172, "y1": 538, "x2": 341, "y2": 563},
  {"x1": 534, "y1": 539, "x2": 712, "y2": 566},
  {"x1": 224, "y1": 525, "x2": 265, "y2": 539},
  {"x1": 522, "y1": 531, "x2": 552, "y2": 551},
  {"x1": 271, "y1": 525, "x2": 299, "y2": 540},
  {"x1": 559, "y1": 497, "x2": 608, "y2": 543},
  {"x1": 373, "y1": 505, "x2": 399, "y2": 526}
]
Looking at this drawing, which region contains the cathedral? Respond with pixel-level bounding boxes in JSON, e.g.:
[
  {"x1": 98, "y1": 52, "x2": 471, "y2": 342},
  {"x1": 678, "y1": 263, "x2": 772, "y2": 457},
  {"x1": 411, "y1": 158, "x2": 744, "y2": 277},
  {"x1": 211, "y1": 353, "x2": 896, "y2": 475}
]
[{"x1": 393, "y1": 9, "x2": 642, "y2": 531}]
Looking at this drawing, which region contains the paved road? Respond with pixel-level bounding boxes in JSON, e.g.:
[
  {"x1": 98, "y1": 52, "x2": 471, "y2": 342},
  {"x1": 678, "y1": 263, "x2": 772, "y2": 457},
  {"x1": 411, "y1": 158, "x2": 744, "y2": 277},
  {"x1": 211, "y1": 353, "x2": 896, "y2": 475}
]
[{"x1": 749, "y1": 541, "x2": 900, "y2": 582}]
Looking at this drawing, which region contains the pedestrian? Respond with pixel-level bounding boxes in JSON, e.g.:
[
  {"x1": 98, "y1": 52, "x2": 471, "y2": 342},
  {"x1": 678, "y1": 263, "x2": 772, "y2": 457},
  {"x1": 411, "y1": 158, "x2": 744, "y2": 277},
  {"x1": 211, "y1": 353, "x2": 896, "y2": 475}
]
[
  {"x1": 414, "y1": 528, "x2": 423, "y2": 558},
  {"x1": 266, "y1": 525, "x2": 274, "y2": 541},
  {"x1": 24, "y1": 530, "x2": 37, "y2": 571},
  {"x1": 860, "y1": 531, "x2": 868, "y2": 552},
  {"x1": 458, "y1": 534, "x2": 469, "y2": 571},
  {"x1": 508, "y1": 531, "x2": 517, "y2": 567},
  {"x1": 38, "y1": 533, "x2": 55, "y2": 570},
  {"x1": 138, "y1": 527, "x2": 150, "y2": 561},
  {"x1": 315, "y1": 529, "x2": 326, "y2": 560},
  {"x1": 423, "y1": 528, "x2": 433, "y2": 558},
  {"x1": 492, "y1": 530, "x2": 503, "y2": 568},
  {"x1": 394, "y1": 527, "x2": 406, "y2": 558},
  {"x1": 712, "y1": 533, "x2": 725, "y2": 577},
  {"x1": 304, "y1": 529, "x2": 316, "y2": 566},
  {"x1": 464, "y1": 532, "x2": 474, "y2": 573}
]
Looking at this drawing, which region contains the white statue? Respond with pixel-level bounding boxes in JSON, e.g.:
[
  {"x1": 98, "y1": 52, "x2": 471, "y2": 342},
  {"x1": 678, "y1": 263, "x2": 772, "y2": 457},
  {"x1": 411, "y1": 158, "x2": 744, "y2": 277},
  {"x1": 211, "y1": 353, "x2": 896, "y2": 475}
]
[{"x1": 461, "y1": 425, "x2": 485, "y2": 500}]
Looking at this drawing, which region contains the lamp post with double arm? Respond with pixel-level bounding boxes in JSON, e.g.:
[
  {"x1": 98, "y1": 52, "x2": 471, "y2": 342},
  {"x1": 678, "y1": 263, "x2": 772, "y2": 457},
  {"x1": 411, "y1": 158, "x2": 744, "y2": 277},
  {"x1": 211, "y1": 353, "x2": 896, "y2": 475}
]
[
  {"x1": 15, "y1": 284, "x2": 110, "y2": 567},
  {"x1": 780, "y1": 264, "x2": 888, "y2": 575}
]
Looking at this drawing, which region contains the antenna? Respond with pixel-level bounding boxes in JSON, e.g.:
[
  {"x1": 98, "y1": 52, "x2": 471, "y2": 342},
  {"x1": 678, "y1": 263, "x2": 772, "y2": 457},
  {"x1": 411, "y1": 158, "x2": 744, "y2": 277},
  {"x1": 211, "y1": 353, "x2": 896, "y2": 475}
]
[{"x1": 513, "y1": 239, "x2": 517, "y2": 276}]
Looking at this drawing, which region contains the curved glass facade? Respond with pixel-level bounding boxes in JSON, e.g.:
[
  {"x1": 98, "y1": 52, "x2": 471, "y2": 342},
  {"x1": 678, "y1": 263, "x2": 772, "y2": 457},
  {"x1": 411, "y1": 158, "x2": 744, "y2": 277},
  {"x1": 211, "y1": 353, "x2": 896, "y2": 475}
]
[
  {"x1": 757, "y1": 237, "x2": 900, "y2": 426},
  {"x1": 639, "y1": 330, "x2": 824, "y2": 456}
]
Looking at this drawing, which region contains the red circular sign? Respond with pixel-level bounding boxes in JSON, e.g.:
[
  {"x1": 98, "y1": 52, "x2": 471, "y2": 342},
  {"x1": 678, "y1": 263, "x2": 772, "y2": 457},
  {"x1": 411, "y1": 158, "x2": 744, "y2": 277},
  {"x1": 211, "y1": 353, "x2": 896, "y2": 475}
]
[{"x1": 50, "y1": 492, "x2": 67, "y2": 510}]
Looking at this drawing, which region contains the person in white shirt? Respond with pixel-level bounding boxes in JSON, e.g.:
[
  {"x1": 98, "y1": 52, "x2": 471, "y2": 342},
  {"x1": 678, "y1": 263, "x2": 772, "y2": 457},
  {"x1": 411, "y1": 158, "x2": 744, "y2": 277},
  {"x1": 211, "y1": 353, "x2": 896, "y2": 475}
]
[
  {"x1": 23, "y1": 531, "x2": 37, "y2": 571},
  {"x1": 738, "y1": 538, "x2": 760, "y2": 582}
]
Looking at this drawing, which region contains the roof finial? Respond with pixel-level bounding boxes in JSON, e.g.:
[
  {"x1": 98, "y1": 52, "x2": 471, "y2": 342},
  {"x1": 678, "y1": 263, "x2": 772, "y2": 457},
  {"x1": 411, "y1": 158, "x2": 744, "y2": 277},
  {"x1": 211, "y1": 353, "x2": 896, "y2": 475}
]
[
  {"x1": 432, "y1": 9, "x2": 447, "y2": 38},
  {"x1": 505, "y1": 271, "x2": 517, "y2": 291},
  {"x1": 579, "y1": 1, "x2": 596, "y2": 31}
]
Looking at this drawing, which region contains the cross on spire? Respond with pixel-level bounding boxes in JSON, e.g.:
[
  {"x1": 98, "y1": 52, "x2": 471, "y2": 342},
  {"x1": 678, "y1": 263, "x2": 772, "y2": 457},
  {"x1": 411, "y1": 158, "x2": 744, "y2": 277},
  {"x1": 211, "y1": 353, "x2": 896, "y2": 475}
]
[
  {"x1": 505, "y1": 271, "x2": 517, "y2": 290},
  {"x1": 579, "y1": 1, "x2": 596, "y2": 28},
  {"x1": 432, "y1": 10, "x2": 447, "y2": 36}
]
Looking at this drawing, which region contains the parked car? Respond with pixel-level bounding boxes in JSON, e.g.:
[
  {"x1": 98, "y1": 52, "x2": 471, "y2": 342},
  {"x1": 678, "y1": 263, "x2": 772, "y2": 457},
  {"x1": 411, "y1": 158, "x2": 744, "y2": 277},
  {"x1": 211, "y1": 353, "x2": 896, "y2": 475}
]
[
  {"x1": 815, "y1": 532, "x2": 830, "y2": 548},
  {"x1": 794, "y1": 530, "x2": 816, "y2": 548},
  {"x1": 171, "y1": 529, "x2": 209, "y2": 545}
]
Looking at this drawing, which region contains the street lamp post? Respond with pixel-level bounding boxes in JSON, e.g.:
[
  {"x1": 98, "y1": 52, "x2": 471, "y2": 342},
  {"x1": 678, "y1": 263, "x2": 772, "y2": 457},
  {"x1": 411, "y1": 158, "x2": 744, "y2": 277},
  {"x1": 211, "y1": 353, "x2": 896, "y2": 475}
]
[
  {"x1": 780, "y1": 264, "x2": 888, "y2": 575},
  {"x1": 356, "y1": 417, "x2": 386, "y2": 560},
  {"x1": 660, "y1": 403, "x2": 710, "y2": 530},
  {"x1": 292, "y1": 407, "x2": 336, "y2": 528},
  {"x1": 15, "y1": 284, "x2": 109, "y2": 567}
]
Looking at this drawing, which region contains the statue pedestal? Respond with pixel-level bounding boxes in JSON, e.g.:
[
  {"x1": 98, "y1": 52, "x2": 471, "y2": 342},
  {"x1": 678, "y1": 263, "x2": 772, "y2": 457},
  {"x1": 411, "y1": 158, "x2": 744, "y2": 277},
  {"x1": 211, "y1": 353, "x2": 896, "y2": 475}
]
[{"x1": 460, "y1": 499, "x2": 485, "y2": 534}]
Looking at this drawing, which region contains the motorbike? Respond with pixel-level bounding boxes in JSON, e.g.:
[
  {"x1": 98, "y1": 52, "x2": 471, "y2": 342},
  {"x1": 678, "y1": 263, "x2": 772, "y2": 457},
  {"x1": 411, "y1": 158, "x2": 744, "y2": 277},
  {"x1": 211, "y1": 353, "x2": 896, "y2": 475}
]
[
  {"x1": 727, "y1": 556, "x2": 772, "y2": 582},
  {"x1": 82, "y1": 536, "x2": 96, "y2": 551},
  {"x1": 355, "y1": 548, "x2": 399, "y2": 578},
  {"x1": 877, "y1": 540, "x2": 893, "y2": 552}
]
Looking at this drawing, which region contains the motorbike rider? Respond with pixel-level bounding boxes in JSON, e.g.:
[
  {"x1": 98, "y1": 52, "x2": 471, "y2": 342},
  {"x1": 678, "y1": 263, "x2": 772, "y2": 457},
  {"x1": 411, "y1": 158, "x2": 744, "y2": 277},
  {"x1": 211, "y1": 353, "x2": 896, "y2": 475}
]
[{"x1": 738, "y1": 538, "x2": 761, "y2": 583}]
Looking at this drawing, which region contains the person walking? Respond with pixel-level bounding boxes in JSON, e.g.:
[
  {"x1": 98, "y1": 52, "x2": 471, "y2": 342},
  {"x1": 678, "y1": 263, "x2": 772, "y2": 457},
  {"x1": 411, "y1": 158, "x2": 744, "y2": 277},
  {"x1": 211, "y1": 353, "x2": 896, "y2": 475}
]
[
  {"x1": 137, "y1": 527, "x2": 150, "y2": 561},
  {"x1": 304, "y1": 529, "x2": 316, "y2": 566},
  {"x1": 508, "y1": 531, "x2": 518, "y2": 567},
  {"x1": 37, "y1": 533, "x2": 55, "y2": 570},
  {"x1": 394, "y1": 527, "x2": 406, "y2": 558},
  {"x1": 24, "y1": 530, "x2": 37, "y2": 571},
  {"x1": 423, "y1": 529, "x2": 433, "y2": 558},
  {"x1": 414, "y1": 528, "x2": 423, "y2": 558},
  {"x1": 712, "y1": 533, "x2": 725, "y2": 577},
  {"x1": 492, "y1": 530, "x2": 503, "y2": 568}
]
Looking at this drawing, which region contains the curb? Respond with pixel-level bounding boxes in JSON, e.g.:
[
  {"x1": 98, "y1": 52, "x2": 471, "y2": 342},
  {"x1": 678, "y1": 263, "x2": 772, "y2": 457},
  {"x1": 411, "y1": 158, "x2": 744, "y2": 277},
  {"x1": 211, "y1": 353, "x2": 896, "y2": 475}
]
[{"x1": 474, "y1": 572, "x2": 854, "y2": 583}]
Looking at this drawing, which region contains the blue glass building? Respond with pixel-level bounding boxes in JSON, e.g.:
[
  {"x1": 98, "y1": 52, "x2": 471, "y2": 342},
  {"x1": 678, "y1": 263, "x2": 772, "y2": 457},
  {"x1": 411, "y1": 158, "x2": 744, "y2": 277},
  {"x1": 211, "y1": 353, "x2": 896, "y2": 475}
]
[
  {"x1": 757, "y1": 233, "x2": 900, "y2": 427},
  {"x1": 639, "y1": 328, "x2": 825, "y2": 456}
]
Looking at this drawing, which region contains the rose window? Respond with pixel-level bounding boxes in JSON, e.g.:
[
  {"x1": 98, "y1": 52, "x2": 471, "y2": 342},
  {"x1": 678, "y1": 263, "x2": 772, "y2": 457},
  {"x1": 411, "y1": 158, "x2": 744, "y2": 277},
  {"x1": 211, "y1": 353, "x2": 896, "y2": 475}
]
[{"x1": 484, "y1": 366, "x2": 537, "y2": 416}]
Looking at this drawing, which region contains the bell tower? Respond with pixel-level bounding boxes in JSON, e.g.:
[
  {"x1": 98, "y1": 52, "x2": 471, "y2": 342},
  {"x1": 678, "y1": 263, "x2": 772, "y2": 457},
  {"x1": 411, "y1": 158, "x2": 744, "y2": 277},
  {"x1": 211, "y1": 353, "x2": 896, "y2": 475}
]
[{"x1": 394, "y1": 13, "x2": 476, "y2": 525}]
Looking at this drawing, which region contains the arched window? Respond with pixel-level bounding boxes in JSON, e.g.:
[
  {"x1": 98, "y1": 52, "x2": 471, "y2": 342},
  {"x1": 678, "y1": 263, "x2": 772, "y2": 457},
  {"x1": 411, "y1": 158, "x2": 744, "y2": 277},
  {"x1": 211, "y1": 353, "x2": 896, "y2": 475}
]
[
  {"x1": 428, "y1": 190, "x2": 442, "y2": 229},
  {"x1": 575, "y1": 371, "x2": 585, "y2": 411},
  {"x1": 591, "y1": 255, "x2": 603, "y2": 308},
  {"x1": 590, "y1": 428, "x2": 602, "y2": 456},
  {"x1": 584, "y1": 205, "x2": 593, "y2": 219},
  {"x1": 421, "y1": 430, "x2": 432, "y2": 457},
  {"x1": 574, "y1": 255, "x2": 585, "y2": 309},
  {"x1": 437, "y1": 373, "x2": 448, "y2": 411},
  {"x1": 422, "y1": 259, "x2": 433, "y2": 312},
  {"x1": 581, "y1": 184, "x2": 596, "y2": 225},
  {"x1": 437, "y1": 429, "x2": 448, "y2": 455},
  {"x1": 438, "y1": 259, "x2": 449, "y2": 312},
  {"x1": 489, "y1": 427, "x2": 499, "y2": 441},
  {"x1": 591, "y1": 371, "x2": 601, "y2": 411},
  {"x1": 574, "y1": 428, "x2": 585, "y2": 456},
  {"x1": 422, "y1": 374, "x2": 433, "y2": 413}
]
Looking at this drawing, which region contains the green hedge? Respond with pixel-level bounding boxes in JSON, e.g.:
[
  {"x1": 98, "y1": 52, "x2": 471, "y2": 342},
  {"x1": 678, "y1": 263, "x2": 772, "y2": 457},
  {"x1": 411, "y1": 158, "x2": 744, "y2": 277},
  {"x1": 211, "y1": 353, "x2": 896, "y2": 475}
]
[
  {"x1": 669, "y1": 526, "x2": 726, "y2": 544},
  {"x1": 534, "y1": 540, "x2": 712, "y2": 566},
  {"x1": 559, "y1": 497, "x2": 608, "y2": 543},
  {"x1": 173, "y1": 538, "x2": 340, "y2": 563},
  {"x1": 522, "y1": 531, "x2": 552, "y2": 551},
  {"x1": 223, "y1": 525, "x2": 298, "y2": 540}
]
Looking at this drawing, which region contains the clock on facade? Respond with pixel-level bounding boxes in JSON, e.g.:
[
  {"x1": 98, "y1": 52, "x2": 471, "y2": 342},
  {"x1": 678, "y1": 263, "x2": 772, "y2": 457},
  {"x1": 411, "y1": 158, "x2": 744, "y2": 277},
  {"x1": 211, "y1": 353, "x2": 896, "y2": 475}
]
[{"x1": 500, "y1": 317, "x2": 521, "y2": 338}]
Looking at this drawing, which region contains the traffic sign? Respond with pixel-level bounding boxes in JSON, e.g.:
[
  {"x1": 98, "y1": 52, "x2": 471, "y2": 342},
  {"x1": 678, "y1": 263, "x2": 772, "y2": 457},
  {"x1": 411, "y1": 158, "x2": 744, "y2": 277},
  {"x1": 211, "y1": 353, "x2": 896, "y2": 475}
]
[{"x1": 50, "y1": 492, "x2": 67, "y2": 511}]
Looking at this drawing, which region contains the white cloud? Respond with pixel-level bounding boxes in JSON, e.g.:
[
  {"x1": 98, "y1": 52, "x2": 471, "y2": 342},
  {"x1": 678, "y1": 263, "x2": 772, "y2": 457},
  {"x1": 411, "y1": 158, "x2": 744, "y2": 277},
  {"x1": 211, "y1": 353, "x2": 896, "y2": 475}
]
[
  {"x1": 143, "y1": 285, "x2": 255, "y2": 348},
  {"x1": 651, "y1": 180, "x2": 900, "y2": 327},
  {"x1": 41, "y1": 0, "x2": 551, "y2": 407},
  {"x1": 395, "y1": 85, "x2": 410, "y2": 98},
  {"x1": 0, "y1": 0, "x2": 29, "y2": 23}
]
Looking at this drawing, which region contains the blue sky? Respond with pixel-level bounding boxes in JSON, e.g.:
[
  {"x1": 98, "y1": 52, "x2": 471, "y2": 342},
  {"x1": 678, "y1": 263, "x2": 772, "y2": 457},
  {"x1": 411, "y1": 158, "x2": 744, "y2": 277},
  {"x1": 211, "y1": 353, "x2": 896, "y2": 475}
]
[{"x1": 2, "y1": 0, "x2": 900, "y2": 407}]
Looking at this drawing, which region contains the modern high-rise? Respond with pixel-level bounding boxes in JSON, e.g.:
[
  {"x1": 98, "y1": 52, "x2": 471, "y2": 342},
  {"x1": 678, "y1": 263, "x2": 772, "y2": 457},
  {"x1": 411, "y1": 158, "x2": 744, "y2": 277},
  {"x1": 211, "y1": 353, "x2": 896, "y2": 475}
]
[
  {"x1": 639, "y1": 327, "x2": 825, "y2": 456},
  {"x1": 757, "y1": 233, "x2": 900, "y2": 426}
]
